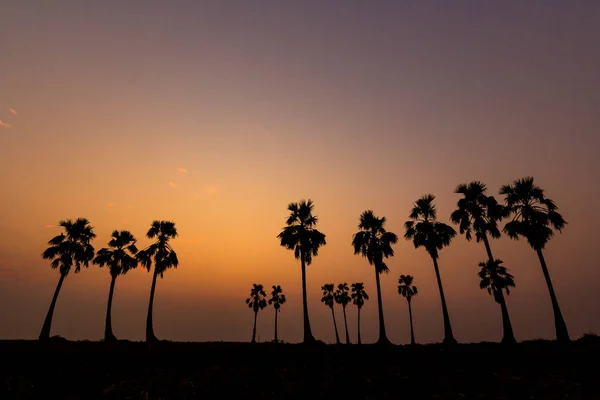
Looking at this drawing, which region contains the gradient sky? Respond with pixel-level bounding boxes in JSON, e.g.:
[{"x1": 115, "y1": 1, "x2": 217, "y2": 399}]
[{"x1": 1, "y1": 1, "x2": 599, "y2": 344}]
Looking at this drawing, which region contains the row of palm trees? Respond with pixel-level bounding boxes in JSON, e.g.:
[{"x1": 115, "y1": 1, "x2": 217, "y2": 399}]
[
  {"x1": 278, "y1": 177, "x2": 570, "y2": 345},
  {"x1": 245, "y1": 284, "x2": 287, "y2": 343}
]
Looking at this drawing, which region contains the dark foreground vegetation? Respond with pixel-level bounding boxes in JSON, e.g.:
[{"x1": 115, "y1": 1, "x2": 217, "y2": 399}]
[{"x1": 1, "y1": 336, "x2": 599, "y2": 400}]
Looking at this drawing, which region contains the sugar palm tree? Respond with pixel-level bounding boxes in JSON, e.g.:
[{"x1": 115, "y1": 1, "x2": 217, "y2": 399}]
[
  {"x1": 321, "y1": 284, "x2": 341, "y2": 344},
  {"x1": 478, "y1": 259, "x2": 516, "y2": 342},
  {"x1": 246, "y1": 284, "x2": 267, "y2": 343},
  {"x1": 268, "y1": 285, "x2": 286, "y2": 343},
  {"x1": 397, "y1": 274, "x2": 418, "y2": 345},
  {"x1": 334, "y1": 282, "x2": 352, "y2": 344},
  {"x1": 352, "y1": 210, "x2": 398, "y2": 345},
  {"x1": 404, "y1": 194, "x2": 457, "y2": 345},
  {"x1": 40, "y1": 218, "x2": 96, "y2": 340},
  {"x1": 92, "y1": 230, "x2": 138, "y2": 342},
  {"x1": 351, "y1": 282, "x2": 369, "y2": 345},
  {"x1": 450, "y1": 181, "x2": 516, "y2": 343},
  {"x1": 278, "y1": 199, "x2": 327, "y2": 343},
  {"x1": 500, "y1": 177, "x2": 570, "y2": 342},
  {"x1": 136, "y1": 221, "x2": 178, "y2": 342}
]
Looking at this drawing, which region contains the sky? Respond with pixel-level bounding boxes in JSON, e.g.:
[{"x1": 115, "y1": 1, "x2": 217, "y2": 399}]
[{"x1": 1, "y1": 0, "x2": 599, "y2": 344}]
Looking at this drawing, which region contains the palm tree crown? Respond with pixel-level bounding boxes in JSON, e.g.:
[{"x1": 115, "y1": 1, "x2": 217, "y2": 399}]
[
  {"x1": 321, "y1": 284, "x2": 336, "y2": 308},
  {"x1": 334, "y1": 283, "x2": 351, "y2": 308},
  {"x1": 42, "y1": 218, "x2": 96, "y2": 275},
  {"x1": 277, "y1": 199, "x2": 327, "y2": 265},
  {"x1": 398, "y1": 275, "x2": 418, "y2": 302},
  {"x1": 136, "y1": 221, "x2": 179, "y2": 277},
  {"x1": 268, "y1": 285, "x2": 286, "y2": 310},
  {"x1": 93, "y1": 230, "x2": 138, "y2": 277},
  {"x1": 352, "y1": 210, "x2": 398, "y2": 273},
  {"x1": 351, "y1": 283, "x2": 369, "y2": 308},
  {"x1": 478, "y1": 259, "x2": 515, "y2": 303},
  {"x1": 246, "y1": 284, "x2": 267, "y2": 313}
]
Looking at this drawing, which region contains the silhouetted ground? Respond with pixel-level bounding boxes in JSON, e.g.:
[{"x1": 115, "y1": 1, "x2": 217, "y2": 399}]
[{"x1": 1, "y1": 335, "x2": 599, "y2": 399}]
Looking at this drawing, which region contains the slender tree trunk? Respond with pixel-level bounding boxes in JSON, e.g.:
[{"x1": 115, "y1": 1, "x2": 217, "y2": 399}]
[
  {"x1": 357, "y1": 307, "x2": 362, "y2": 345},
  {"x1": 374, "y1": 268, "x2": 389, "y2": 344},
  {"x1": 408, "y1": 298, "x2": 416, "y2": 345},
  {"x1": 432, "y1": 257, "x2": 456, "y2": 344},
  {"x1": 39, "y1": 273, "x2": 66, "y2": 340},
  {"x1": 274, "y1": 308, "x2": 278, "y2": 343},
  {"x1": 481, "y1": 234, "x2": 495, "y2": 261},
  {"x1": 342, "y1": 306, "x2": 351, "y2": 344},
  {"x1": 331, "y1": 307, "x2": 341, "y2": 344},
  {"x1": 104, "y1": 275, "x2": 118, "y2": 342},
  {"x1": 300, "y1": 255, "x2": 314, "y2": 343},
  {"x1": 146, "y1": 268, "x2": 159, "y2": 342},
  {"x1": 252, "y1": 311, "x2": 258, "y2": 343},
  {"x1": 536, "y1": 249, "x2": 570, "y2": 343}
]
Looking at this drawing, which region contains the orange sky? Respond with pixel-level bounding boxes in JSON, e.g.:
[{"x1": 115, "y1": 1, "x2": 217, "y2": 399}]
[{"x1": 1, "y1": 2, "x2": 599, "y2": 344}]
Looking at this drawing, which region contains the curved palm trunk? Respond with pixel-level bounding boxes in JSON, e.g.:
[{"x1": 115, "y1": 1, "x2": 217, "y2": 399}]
[
  {"x1": 274, "y1": 309, "x2": 278, "y2": 343},
  {"x1": 39, "y1": 273, "x2": 66, "y2": 340},
  {"x1": 342, "y1": 306, "x2": 351, "y2": 344},
  {"x1": 408, "y1": 299, "x2": 416, "y2": 345},
  {"x1": 251, "y1": 311, "x2": 258, "y2": 343},
  {"x1": 330, "y1": 307, "x2": 341, "y2": 344},
  {"x1": 432, "y1": 257, "x2": 456, "y2": 345},
  {"x1": 536, "y1": 249, "x2": 570, "y2": 343},
  {"x1": 104, "y1": 275, "x2": 118, "y2": 342},
  {"x1": 146, "y1": 268, "x2": 159, "y2": 342},
  {"x1": 300, "y1": 256, "x2": 315, "y2": 343},
  {"x1": 357, "y1": 307, "x2": 362, "y2": 345},
  {"x1": 374, "y1": 269, "x2": 389, "y2": 344}
]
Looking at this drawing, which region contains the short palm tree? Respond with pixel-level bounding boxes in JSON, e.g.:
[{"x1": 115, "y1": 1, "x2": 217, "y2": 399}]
[
  {"x1": 500, "y1": 177, "x2": 570, "y2": 342},
  {"x1": 277, "y1": 199, "x2": 326, "y2": 343},
  {"x1": 450, "y1": 181, "x2": 516, "y2": 343},
  {"x1": 397, "y1": 274, "x2": 418, "y2": 345},
  {"x1": 351, "y1": 282, "x2": 369, "y2": 345},
  {"x1": 92, "y1": 230, "x2": 138, "y2": 341},
  {"x1": 404, "y1": 194, "x2": 457, "y2": 345},
  {"x1": 352, "y1": 210, "x2": 398, "y2": 345},
  {"x1": 334, "y1": 283, "x2": 352, "y2": 344},
  {"x1": 478, "y1": 259, "x2": 516, "y2": 341},
  {"x1": 136, "y1": 221, "x2": 179, "y2": 342},
  {"x1": 40, "y1": 218, "x2": 96, "y2": 340},
  {"x1": 321, "y1": 284, "x2": 341, "y2": 344},
  {"x1": 246, "y1": 284, "x2": 267, "y2": 343},
  {"x1": 268, "y1": 285, "x2": 286, "y2": 343}
]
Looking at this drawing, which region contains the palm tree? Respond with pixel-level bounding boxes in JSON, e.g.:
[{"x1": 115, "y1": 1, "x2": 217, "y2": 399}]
[
  {"x1": 500, "y1": 177, "x2": 570, "y2": 342},
  {"x1": 277, "y1": 199, "x2": 327, "y2": 343},
  {"x1": 268, "y1": 285, "x2": 286, "y2": 343},
  {"x1": 398, "y1": 274, "x2": 418, "y2": 345},
  {"x1": 92, "y1": 230, "x2": 138, "y2": 342},
  {"x1": 246, "y1": 284, "x2": 267, "y2": 343},
  {"x1": 351, "y1": 282, "x2": 369, "y2": 345},
  {"x1": 404, "y1": 194, "x2": 457, "y2": 345},
  {"x1": 478, "y1": 259, "x2": 517, "y2": 342},
  {"x1": 334, "y1": 283, "x2": 352, "y2": 344},
  {"x1": 136, "y1": 221, "x2": 178, "y2": 342},
  {"x1": 40, "y1": 218, "x2": 96, "y2": 340},
  {"x1": 352, "y1": 210, "x2": 398, "y2": 345},
  {"x1": 321, "y1": 284, "x2": 341, "y2": 344},
  {"x1": 450, "y1": 181, "x2": 516, "y2": 344}
]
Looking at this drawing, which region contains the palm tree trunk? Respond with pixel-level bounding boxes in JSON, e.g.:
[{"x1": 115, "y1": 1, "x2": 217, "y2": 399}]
[
  {"x1": 252, "y1": 311, "x2": 258, "y2": 343},
  {"x1": 146, "y1": 268, "x2": 159, "y2": 342},
  {"x1": 104, "y1": 275, "x2": 117, "y2": 342},
  {"x1": 432, "y1": 257, "x2": 456, "y2": 344},
  {"x1": 357, "y1": 307, "x2": 362, "y2": 345},
  {"x1": 39, "y1": 273, "x2": 66, "y2": 340},
  {"x1": 274, "y1": 308, "x2": 278, "y2": 343},
  {"x1": 408, "y1": 298, "x2": 416, "y2": 345},
  {"x1": 536, "y1": 249, "x2": 570, "y2": 343},
  {"x1": 481, "y1": 234, "x2": 495, "y2": 260},
  {"x1": 342, "y1": 306, "x2": 351, "y2": 344},
  {"x1": 300, "y1": 255, "x2": 314, "y2": 343},
  {"x1": 331, "y1": 307, "x2": 341, "y2": 344},
  {"x1": 374, "y1": 268, "x2": 389, "y2": 344}
]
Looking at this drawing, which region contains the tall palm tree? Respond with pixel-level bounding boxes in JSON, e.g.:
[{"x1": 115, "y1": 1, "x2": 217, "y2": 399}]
[
  {"x1": 404, "y1": 194, "x2": 457, "y2": 345},
  {"x1": 246, "y1": 284, "x2": 267, "y2": 343},
  {"x1": 397, "y1": 274, "x2": 418, "y2": 345},
  {"x1": 268, "y1": 285, "x2": 286, "y2": 343},
  {"x1": 277, "y1": 199, "x2": 327, "y2": 343},
  {"x1": 40, "y1": 218, "x2": 96, "y2": 340},
  {"x1": 136, "y1": 221, "x2": 178, "y2": 342},
  {"x1": 478, "y1": 259, "x2": 516, "y2": 342},
  {"x1": 334, "y1": 283, "x2": 352, "y2": 344},
  {"x1": 500, "y1": 177, "x2": 570, "y2": 342},
  {"x1": 92, "y1": 230, "x2": 138, "y2": 342},
  {"x1": 351, "y1": 282, "x2": 369, "y2": 345},
  {"x1": 352, "y1": 210, "x2": 398, "y2": 345},
  {"x1": 321, "y1": 284, "x2": 341, "y2": 344},
  {"x1": 450, "y1": 181, "x2": 516, "y2": 344}
]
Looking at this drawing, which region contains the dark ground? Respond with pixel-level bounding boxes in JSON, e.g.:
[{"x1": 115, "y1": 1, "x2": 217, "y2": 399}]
[{"x1": 1, "y1": 336, "x2": 599, "y2": 399}]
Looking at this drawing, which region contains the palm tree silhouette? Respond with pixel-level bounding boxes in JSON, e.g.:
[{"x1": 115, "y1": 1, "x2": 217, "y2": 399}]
[
  {"x1": 404, "y1": 194, "x2": 457, "y2": 345},
  {"x1": 246, "y1": 284, "x2": 267, "y2": 343},
  {"x1": 334, "y1": 283, "x2": 352, "y2": 344},
  {"x1": 352, "y1": 210, "x2": 398, "y2": 345},
  {"x1": 478, "y1": 259, "x2": 516, "y2": 338},
  {"x1": 268, "y1": 285, "x2": 286, "y2": 343},
  {"x1": 321, "y1": 284, "x2": 341, "y2": 344},
  {"x1": 136, "y1": 221, "x2": 178, "y2": 342},
  {"x1": 40, "y1": 218, "x2": 96, "y2": 340},
  {"x1": 277, "y1": 199, "x2": 326, "y2": 343},
  {"x1": 92, "y1": 230, "x2": 138, "y2": 342},
  {"x1": 397, "y1": 275, "x2": 418, "y2": 345},
  {"x1": 500, "y1": 177, "x2": 570, "y2": 342},
  {"x1": 450, "y1": 181, "x2": 516, "y2": 344},
  {"x1": 351, "y1": 282, "x2": 369, "y2": 345}
]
